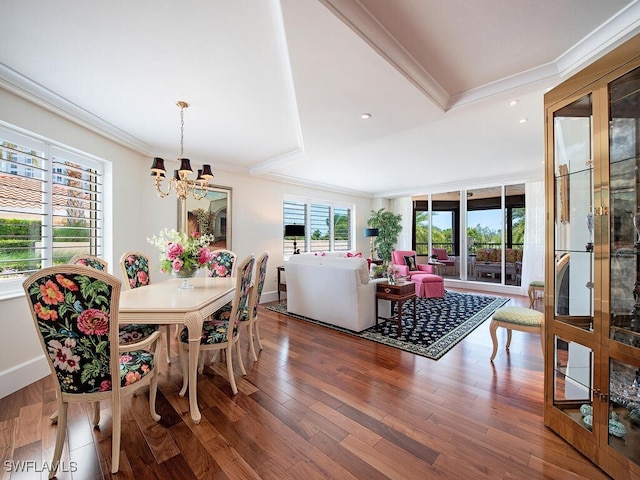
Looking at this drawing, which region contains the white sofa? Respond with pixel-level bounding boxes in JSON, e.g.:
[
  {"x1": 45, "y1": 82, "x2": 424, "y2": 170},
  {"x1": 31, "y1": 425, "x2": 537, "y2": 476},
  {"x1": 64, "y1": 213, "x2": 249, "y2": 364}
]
[{"x1": 285, "y1": 253, "x2": 385, "y2": 332}]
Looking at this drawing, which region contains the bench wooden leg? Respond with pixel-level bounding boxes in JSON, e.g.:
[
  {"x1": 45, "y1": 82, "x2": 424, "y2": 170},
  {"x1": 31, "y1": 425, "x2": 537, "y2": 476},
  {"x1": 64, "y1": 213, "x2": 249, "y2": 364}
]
[{"x1": 489, "y1": 320, "x2": 499, "y2": 361}]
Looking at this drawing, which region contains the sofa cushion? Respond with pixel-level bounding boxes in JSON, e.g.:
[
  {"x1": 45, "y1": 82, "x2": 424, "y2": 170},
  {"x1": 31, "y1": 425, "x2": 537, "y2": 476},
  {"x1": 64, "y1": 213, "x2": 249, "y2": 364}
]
[{"x1": 404, "y1": 254, "x2": 418, "y2": 271}]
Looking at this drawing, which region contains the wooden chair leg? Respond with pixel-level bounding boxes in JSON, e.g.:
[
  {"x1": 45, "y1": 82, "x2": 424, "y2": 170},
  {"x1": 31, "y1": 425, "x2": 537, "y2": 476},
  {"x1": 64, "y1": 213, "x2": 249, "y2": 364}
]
[
  {"x1": 111, "y1": 391, "x2": 121, "y2": 473},
  {"x1": 236, "y1": 340, "x2": 246, "y2": 376},
  {"x1": 226, "y1": 345, "x2": 238, "y2": 395},
  {"x1": 248, "y1": 323, "x2": 258, "y2": 362},
  {"x1": 49, "y1": 401, "x2": 68, "y2": 479},
  {"x1": 92, "y1": 401, "x2": 100, "y2": 426},
  {"x1": 505, "y1": 329, "x2": 513, "y2": 350}
]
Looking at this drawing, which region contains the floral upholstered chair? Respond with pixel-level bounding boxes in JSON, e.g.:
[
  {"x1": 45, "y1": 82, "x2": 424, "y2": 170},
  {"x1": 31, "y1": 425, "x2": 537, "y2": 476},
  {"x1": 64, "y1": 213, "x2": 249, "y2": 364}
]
[
  {"x1": 119, "y1": 251, "x2": 171, "y2": 363},
  {"x1": 69, "y1": 254, "x2": 160, "y2": 350},
  {"x1": 179, "y1": 254, "x2": 254, "y2": 396},
  {"x1": 69, "y1": 254, "x2": 108, "y2": 271},
  {"x1": 207, "y1": 249, "x2": 237, "y2": 278},
  {"x1": 242, "y1": 251, "x2": 269, "y2": 361},
  {"x1": 22, "y1": 264, "x2": 161, "y2": 477}
]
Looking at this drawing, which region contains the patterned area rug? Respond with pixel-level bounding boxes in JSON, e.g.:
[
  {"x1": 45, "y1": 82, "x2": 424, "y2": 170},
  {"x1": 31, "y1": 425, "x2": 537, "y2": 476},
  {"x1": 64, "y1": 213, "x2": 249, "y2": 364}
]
[{"x1": 266, "y1": 291, "x2": 509, "y2": 360}]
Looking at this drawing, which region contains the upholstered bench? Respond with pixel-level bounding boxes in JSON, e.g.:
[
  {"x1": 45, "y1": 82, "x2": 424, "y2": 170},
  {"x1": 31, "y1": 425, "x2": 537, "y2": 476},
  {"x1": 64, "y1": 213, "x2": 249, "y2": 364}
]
[
  {"x1": 528, "y1": 280, "x2": 544, "y2": 308},
  {"x1": 411, "y1": 273, "x2": 444, "y2": 298},
  {"x1": 489, "y1": 306, "x2": 544, "y2": 361}
]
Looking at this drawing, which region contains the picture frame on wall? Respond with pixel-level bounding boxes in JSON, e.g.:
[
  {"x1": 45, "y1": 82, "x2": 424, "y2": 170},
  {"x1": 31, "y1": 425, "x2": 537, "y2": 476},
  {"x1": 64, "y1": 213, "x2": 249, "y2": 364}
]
[{"x1": 178, "y1": 185, "x2": 232, "y2": 249}]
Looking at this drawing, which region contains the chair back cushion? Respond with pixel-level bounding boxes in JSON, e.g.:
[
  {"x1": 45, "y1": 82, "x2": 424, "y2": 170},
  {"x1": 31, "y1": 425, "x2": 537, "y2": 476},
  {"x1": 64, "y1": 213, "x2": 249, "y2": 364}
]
[
  {"x1": 208, "y1": 249, "x2": 236, "y2": 277},
  {"x1": 252, "y1": 252, "x2": 269, "y2": 318},
  {"x1": 120, "y1": 252, "x2": 151, "y2": 289},
  {"x1": 391, "y1": 250, "x2": 417, "y2": 266},
  {"x1": 23, "y1": 265, "x2": 119, "y2": 394},
  {"x1": 69, "y1": 255, "x2": 107, "y2": 271},
  {"x1": 432, "y1": 248, "x2": 449, "y2": 261},
  {"x1": 231, "y1": 255, "x2": 255, "y2": 329}
]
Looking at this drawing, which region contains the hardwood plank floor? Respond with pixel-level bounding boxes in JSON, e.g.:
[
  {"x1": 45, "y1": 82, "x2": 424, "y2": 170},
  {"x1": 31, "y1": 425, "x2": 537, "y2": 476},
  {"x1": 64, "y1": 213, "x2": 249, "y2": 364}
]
[{"x1": 1, "y1": 288, "x2": 612, "y2": 479}]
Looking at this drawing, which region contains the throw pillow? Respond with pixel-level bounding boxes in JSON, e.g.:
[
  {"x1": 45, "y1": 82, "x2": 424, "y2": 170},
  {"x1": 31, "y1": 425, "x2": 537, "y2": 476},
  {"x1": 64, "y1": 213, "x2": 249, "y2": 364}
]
[{"x1": 404, "y1": 255, "x2": 417, "y2": 271}]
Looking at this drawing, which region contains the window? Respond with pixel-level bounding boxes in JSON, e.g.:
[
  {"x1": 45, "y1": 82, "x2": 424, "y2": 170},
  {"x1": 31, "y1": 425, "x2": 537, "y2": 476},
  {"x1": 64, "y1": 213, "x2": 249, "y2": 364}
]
[
  {"x1": 0, "y1": 126, "x2": 104, "y2": 295},
  {"x1": 283, "y1": 198, "x2": 353, "y2": 255}
]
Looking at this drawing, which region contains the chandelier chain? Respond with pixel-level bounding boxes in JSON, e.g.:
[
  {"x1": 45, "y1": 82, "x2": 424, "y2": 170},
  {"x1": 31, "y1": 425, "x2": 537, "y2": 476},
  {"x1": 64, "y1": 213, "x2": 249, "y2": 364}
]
[{"x1": 179, "y1": 103, "x2": 185, "y2": 157}]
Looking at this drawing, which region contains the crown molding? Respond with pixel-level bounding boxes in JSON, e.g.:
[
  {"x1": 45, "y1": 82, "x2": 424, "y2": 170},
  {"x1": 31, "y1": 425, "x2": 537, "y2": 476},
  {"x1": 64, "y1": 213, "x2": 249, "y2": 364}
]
[
  {"x1": 318, "y1": 0, "x2": 449, "y2": 111},
  {"x1": 554, "y1": 0, "x2": 640, "y2": 79},
  {"x1": 0, "y1": 63, "x2": 152, "y2": 155}
]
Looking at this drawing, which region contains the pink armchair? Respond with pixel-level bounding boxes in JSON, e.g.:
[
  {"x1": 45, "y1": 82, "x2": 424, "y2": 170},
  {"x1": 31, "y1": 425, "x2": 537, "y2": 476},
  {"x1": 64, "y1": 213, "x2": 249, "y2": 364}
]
[{"x1": 391, "y1": 250, "x2": 434, "y2": 277}]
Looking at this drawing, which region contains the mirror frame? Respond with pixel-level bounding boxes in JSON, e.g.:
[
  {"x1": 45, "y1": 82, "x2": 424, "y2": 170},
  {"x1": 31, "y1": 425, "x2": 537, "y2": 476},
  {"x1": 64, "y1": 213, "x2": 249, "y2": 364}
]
[{"x1": 178, "y1": 184, "x2": 232, "y2": 250}]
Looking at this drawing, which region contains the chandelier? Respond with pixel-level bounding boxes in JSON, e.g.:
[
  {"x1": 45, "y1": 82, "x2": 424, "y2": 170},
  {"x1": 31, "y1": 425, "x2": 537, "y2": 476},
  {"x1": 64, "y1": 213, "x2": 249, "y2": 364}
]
[{"x1": 150, "y1": 101, "x2": 214, "y2": 201}]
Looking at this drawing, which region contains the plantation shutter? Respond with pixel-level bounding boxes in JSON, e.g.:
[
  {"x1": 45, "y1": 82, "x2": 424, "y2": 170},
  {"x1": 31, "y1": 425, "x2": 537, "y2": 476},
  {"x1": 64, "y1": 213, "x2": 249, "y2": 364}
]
[
  {"x1": 283, "y1": 200, "x2": 306, "y2": 255},
  {"x1": 0, "y1": 127, "x2": 104, "y2": 291}
]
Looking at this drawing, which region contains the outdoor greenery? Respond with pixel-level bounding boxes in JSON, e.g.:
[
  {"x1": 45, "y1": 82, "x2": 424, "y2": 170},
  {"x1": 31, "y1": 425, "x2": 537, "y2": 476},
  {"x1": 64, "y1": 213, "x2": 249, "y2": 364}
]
[
  {"x1": 415, "y1": 208, "x2": 525, "y2": 253},
  {"x1": 0, "y1": 219, "x2": 92, "y2": 274},
  {"x1": 368, "y1": 208, "x2": 402, "y2": 263}
]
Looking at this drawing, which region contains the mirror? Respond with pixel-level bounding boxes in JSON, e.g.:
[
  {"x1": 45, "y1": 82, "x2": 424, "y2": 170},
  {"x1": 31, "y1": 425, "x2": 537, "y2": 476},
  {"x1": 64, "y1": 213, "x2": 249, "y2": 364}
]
[{"x1": 178, "y1": 185, "x2": 232, "y2": 250}]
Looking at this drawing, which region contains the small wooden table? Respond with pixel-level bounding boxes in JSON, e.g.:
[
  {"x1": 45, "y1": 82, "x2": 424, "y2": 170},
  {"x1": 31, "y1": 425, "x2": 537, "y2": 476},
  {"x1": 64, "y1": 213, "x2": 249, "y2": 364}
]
[
  {"x1": 277, "y1": 265, "x2": 286, "y2": 302},
  {"x1": 375, "y1": 280, "x2": 416, "y2": 335}
]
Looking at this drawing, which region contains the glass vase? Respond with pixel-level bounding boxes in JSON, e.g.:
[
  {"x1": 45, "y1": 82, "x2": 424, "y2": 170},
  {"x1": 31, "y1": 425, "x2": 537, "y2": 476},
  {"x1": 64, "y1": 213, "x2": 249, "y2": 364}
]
[{"x1": 172, "y1": 266, "x2": 199, "y2": 289}]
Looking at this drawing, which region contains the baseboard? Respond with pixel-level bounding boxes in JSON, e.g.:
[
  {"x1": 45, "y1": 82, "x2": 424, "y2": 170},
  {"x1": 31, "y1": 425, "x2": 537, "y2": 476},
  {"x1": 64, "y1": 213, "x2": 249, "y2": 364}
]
[{"x1": 0, "y1": 354, "x2": 50, "y2": 399}]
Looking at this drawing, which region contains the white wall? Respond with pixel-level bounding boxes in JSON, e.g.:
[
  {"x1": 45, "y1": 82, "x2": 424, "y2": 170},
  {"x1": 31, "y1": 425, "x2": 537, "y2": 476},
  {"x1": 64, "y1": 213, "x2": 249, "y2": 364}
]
[{"x1": 0, "y1": 89, "x2": 374, "y2": 397}]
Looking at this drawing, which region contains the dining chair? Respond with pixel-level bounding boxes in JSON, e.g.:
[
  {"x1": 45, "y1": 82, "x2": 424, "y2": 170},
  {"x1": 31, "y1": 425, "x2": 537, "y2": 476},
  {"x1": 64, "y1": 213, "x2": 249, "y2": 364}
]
[
  {"x1": 23, "y1": 264, "x2": 161, "y2": 477},
  {"x1": 120, "y1": 251, "x2": 172, "y2": 363},
  {"x1": 242, "y1": 251, "x2": 269, "y2": 361},
  {"x1": 68, "y1": 254, "x2": 108, "y2": 270},
  {"x1": 178, "y1": 254, "x2": 255, "y2": 395},
  {"x1": 207, "y1": 249, "x2": 237, "y2": 277}
]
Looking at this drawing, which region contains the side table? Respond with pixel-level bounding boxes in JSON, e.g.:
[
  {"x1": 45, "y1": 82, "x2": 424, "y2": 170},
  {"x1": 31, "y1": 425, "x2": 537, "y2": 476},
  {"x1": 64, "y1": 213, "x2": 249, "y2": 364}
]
[
  {"x1": 277, "y1": 265, "x2": 286, "y2": 302},
  {"x1": 375, "y1": 281, "x2": 416, "y2": 335}
]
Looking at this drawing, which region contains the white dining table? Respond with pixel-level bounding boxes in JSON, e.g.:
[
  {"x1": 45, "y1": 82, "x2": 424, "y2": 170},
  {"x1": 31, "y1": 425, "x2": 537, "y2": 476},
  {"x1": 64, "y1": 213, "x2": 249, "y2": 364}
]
[{"x1": 118, "y1": 276, "x2": 235, "y2": 424}]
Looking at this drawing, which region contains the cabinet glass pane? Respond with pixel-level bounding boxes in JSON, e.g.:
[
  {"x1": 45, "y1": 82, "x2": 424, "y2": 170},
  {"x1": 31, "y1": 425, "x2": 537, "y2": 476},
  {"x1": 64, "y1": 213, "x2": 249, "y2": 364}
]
[
  {"x1": 610, "y1": 65, "x2": 640, "y2": 346},
  {"x1": 553, "y1": 94, "x2": 594, "y2": 328},
  {"x1": 609, "y1": 358, "x2": 640, "y2": 465},
  {"x1": 553, "y1": 335, "x2": 593, "y2": 431}
]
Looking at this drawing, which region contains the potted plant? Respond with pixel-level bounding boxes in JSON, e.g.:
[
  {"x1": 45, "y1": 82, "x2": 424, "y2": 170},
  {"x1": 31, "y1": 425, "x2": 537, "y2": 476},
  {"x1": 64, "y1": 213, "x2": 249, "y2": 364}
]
[{"x1": 367, "y1": 208, "x2": 402, "y2": 263}]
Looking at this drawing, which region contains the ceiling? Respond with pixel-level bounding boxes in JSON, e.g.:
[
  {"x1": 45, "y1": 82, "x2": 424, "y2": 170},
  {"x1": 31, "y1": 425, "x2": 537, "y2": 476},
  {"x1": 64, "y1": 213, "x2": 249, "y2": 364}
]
[{"x1": 1, "y1": 0, "x2": 639, "y2": 198}]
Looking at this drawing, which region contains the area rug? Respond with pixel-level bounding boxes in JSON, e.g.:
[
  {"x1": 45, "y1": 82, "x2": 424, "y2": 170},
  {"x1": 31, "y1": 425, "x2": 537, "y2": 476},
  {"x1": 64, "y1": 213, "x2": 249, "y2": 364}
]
[{"x1": 266, "y1": 291, "x2": 509, "y2": 360}]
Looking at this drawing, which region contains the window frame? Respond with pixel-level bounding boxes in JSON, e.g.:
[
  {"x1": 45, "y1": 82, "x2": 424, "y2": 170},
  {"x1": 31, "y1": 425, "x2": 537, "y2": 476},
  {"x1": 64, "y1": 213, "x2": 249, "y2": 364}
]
[
  {"x1": 283, "y1": 196, "x2": 354, "y2": 258},
  {"x1": 0, "y1": 124, "x2": 105, "y2": 299}
]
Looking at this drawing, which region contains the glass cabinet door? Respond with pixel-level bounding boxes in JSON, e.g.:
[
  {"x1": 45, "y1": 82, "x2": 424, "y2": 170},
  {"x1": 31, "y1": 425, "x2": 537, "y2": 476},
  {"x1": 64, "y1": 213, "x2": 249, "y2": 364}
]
[
  {"x1": 553, "y1": 94, "x2": 595, "y2": 329},
  {"x1": 608, "y1": 64, "x2": 640, "y2": 468}
]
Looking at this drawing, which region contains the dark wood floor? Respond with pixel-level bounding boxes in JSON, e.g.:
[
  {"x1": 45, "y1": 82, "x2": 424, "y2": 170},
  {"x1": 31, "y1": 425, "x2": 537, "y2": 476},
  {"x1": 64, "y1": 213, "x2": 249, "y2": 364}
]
[{"x1": 0, "y1": 288, "x2": 611, "y2": 479}]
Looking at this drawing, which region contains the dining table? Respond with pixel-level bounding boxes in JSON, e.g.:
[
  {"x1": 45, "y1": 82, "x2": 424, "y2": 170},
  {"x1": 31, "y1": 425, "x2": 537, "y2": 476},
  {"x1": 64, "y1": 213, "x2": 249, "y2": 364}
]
[{"x1": 118, "y1": 276, "x2": 235, "y2": 424}]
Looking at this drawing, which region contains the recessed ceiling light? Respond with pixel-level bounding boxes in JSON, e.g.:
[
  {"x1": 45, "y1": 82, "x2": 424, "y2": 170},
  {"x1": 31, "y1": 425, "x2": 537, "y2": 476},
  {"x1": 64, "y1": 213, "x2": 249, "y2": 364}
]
[
  {"x1": 509, "y1": 100, "x2": 518, "y2": 106},
  {"x1": 360, "y1": 113, "x2": 372, "y2": 119},
  {"x1": 519, "y1": 118, "x2": 528, "y2": 123}
]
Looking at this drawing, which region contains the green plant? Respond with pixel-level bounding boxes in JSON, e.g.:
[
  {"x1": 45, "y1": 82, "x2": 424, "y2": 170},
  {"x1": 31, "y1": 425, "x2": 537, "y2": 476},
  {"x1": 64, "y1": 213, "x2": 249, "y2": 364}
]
[{"x1": 367, "y1": 208, "x2": 402, "y2": 263}]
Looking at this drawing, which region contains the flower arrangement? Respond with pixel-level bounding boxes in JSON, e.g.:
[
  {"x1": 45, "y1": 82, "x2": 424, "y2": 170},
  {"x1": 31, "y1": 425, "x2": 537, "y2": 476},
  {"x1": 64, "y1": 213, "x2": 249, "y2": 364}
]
[
  {"x1": 147, "y1": 228, "x2": 215, "y2": 274},
  {"x1": 387, "y1": 264, "x2": 400, "y2": 283}
]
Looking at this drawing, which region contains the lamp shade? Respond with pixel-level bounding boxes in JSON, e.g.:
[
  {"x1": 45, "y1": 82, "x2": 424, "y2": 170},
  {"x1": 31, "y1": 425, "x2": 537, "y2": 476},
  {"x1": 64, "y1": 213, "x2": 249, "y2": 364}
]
[
  {"x1": 200, "y1": 164, "x2": 214, "y2": 179},
  {"x1": 364, "y1": 228, "x2": 379, "y2": 238},
  {"x1": 285, "y1": 224, "x2": 305, "y2": 237},
  {"x1": 178, "y1": 158, "x2": 193, "y2": 175},
  {"x1": 150, "y1": 157, "x2": 166, "y2": 174}
]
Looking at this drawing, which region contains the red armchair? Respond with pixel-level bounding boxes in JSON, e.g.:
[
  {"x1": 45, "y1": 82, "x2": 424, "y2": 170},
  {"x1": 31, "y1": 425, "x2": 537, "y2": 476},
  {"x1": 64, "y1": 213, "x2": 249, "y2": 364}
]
[
  {"x1": 391, "y1": 250, "x2": 434, "y2": 277},
  {"x1": 431, "y1": 248, "x2": 455, "y2": 273}
]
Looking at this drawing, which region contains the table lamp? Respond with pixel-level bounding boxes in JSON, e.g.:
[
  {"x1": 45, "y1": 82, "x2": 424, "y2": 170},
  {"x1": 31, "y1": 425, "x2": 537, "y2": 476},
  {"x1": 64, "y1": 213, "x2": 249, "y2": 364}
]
[
  {"x1": 364, "y1": 228, "x2": 379, "y2": 260},
  {"x1": 285, "y1": 224, "x2": 305, "y2": 254}
]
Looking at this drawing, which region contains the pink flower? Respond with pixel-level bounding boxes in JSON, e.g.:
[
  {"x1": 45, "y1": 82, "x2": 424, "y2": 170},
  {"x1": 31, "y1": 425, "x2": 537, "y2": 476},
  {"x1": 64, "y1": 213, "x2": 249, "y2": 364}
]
[
  {"x1": 136, "y1": 270, "x2": 148, "y2": 285},
  {"x1": 126, "y1": 255, "x2": 136, "y2": 265},
  {"x1": 197, "y1": 248, "x2": 212, "y2": 265},
  {"x1": 99, "y1": 380, "x2": 112, "y2": 391},
  {"x1": 215, "y1": 264, "x2": 228, "y2": 276},
  {"x1": 77, "y1": 309, "x2": 109, "y2": 335},
  {"x1": 166, "y1": 242, "x2": 184, "y2": 260},
  {"x1": 172, "y1": 258, "x2": 184, "y2": 272}
]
